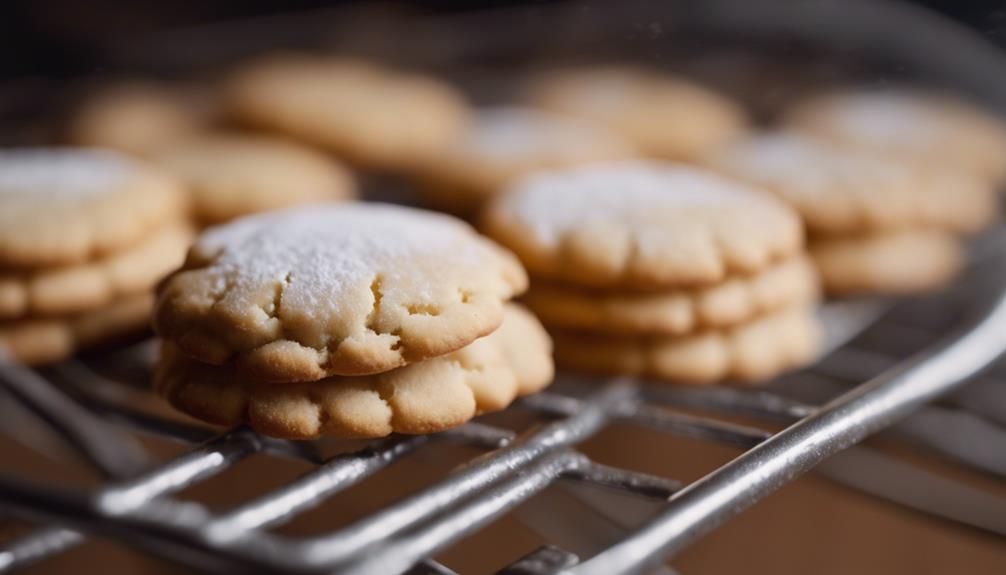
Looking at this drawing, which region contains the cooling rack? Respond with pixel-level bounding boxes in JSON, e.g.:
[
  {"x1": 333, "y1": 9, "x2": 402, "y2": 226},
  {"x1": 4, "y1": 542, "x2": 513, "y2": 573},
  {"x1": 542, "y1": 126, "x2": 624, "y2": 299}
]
[{"x1": 0, "y1": 230, "x2": 1004, "y2": 574}]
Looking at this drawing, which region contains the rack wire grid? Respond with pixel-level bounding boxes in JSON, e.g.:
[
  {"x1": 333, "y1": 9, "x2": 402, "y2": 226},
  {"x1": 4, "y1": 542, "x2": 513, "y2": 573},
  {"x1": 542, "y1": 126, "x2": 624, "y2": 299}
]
[
  {"x1": 0, "y1": 223, "x2": 1005, "y2": 574},
  {"x1": 3, "y1": 2, "x2": 1006, "y2": 573}
]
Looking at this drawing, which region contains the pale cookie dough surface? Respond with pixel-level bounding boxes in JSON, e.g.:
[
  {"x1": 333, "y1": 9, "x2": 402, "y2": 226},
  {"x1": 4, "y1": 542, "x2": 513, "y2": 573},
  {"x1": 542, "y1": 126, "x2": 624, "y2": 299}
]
[
  {"x1": 706, "y1": 132, "x2": 997, "y2": 236},
  {"x1": 552, "y1": 305, "x2": 822, "y2": 385},
  {"x1": 0, "y1": 292, "x2": 153, "y2": 365},
  {"x1": 786, "y1": 90, "x2": 1006, "y2": 185},
  {"x1": 482, "y1": 162, "x2": 804, "y2": 290},
  {"x1": 530, "y1": 67, "x2": 748, "y2": 161},
  {"x1": 418, "y1": 106, "x2": 634, "y2": 215},
  {"x1": 154, "y1": 133, "x2": 356, "y2": 225},
  {"x1": 226, "y1": 54, "x2": 470, "y2": 169},
  {"x1": 154, "y1": 304, "x2": 554, "y2": 439},
  {"x1": 525, "y1": 256, "x2": 819, "y2": 336},
  {"x1": 155, "y1": 203, "x2": 528, "y2": 382},
  {"x1": 0, "y1": 222, "x2": 191, "y2": 319},
  {"x1": 0, "y1": 148, "x2": 187, "y2": 269},
  {"x1": 68, "y1": 82, "x2": 206, "y2": 157},
  {"x1": 811, "y1": 230, "x2": 963, "y2": 295}
]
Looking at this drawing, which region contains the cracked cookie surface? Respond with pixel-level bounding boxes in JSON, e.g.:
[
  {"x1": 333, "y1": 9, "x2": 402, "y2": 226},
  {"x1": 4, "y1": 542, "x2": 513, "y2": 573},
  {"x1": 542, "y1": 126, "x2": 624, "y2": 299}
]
[
  {"x1": 482, "y1": 162, "x2": 803, "y2": 290},
  {"x1": 154, "y1": 203, "x2": 527, "y2": 382},
  {"x1": 154, "y1": 304, "x2": 553, "y2": 439},
  {"x1": 0, "y1": 148, "x2": 187, "y2": 268},
  {"x1": 524, "y1": 255, "x2": 818, "y2": 336}
]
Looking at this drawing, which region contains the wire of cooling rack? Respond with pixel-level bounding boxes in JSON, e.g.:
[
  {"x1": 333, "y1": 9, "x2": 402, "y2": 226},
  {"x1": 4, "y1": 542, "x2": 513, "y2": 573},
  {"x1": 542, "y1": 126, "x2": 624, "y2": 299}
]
[{"x1": 0, "y1": 243, "x2": 1004, "y2": 574}]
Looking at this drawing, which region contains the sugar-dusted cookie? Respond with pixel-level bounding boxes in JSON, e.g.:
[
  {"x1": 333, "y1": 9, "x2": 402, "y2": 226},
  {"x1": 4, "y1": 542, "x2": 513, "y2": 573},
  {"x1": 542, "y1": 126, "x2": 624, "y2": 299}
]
[
  {"x1": 811, "y1": 229, "x2": 963, "y2": 296},
  {"x1": 552, "y1": 305, "x2": 821, "y2": 385},
  {"x1": 0, "y1": 292, "x2": 153, "y2": 365},
  {"x1": 524, "y1": 255, "x2": 818, "y2": 336},
  {"x1": 530, "y1": 67, "x2": 748, "y2": 161},
  {"x1": 706, "y1": 132, "x2": 997, "y2": 236},
  {"x1": 0, "y1": 148, "x2": 187, "y2": 269},
  {"x1": 0, "y1": 222, "x2": 190, "y2": 319},
  {"x1": 68, "y1": 82, "x2": 207, "y2": 156},
  {"x1": 154, "y1": 203, "x2": 527, "y2": 382},
  {"x1": 482, "y1": 162, "x2": 803, "y2": 290},
  {"x1": 786, "y1": 90, "x2": 1006, "y2": 185},
  {"x1": 154, "y1": 304, "x2": 553, "y2": 439},
  {"x1": 226, "y1": 54, "x2": 469, "y2": 169},
  {"x1": 153, "y1": 133, "x2": 356, "y2": 225},
  {"x1": 417, "y1": 106, "x2": 634, "y2": 215}
]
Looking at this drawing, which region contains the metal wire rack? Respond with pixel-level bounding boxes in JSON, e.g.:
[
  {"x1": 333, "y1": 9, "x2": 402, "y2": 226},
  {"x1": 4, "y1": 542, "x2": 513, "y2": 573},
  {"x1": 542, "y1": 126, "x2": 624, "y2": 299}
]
[{"x1": 0, "y1": 230, "x2": 1004, "y2": 574}]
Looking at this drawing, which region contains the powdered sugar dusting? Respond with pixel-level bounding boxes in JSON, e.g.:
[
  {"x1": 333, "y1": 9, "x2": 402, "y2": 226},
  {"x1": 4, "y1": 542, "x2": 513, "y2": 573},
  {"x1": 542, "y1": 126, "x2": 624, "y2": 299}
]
[
  {"x1": 460, "y1": 106, "x2": 624, "y2": 161},
  {"x1": 502, "y1": 162, "x2": 778, "y2": 245},
  {"x1": 197, "y1": 203, "x2": 497, "y2": 311},
  {"x1": 0, "y1": 148, "x2": 134, "y2": 197},
  {"x1": 809, "y1": 92, "x2": 946, "y2": 147}
]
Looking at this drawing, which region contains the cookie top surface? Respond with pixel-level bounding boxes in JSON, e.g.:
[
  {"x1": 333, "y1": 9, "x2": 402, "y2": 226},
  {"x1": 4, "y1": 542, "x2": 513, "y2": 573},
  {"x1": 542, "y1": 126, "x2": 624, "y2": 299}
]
[
  {"x1": 154, "y1": 303, "x2": 553, "y2": 439},
  {"x1": 482, "y1": 162, "x2": 803, "y2": 289},
  {"x1": 154, "y1": 133, "x2": 356, "y2": 224},
  {"x1": 786, "y1": 90, "x2": 1006, "y2": 184},
  {"x1": 0, "y1": 148, "x2": 186, "y2": 269},
  {"x1": 706, "y1": 132, "x2": 997, "y2": 235},
  {"x1": 530, "y1": 67, "x2": 748, "y2": 161},
  {"x1": 154, "y1": 202, "x2": 527, "y2": 382},
  {"x1": 226, "y1": 54, "x2": 470, "y2": 168}
]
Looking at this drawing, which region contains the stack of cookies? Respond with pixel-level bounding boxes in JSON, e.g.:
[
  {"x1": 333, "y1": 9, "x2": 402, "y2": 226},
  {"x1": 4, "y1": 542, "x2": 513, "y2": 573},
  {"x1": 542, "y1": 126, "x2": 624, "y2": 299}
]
[
  {"x1": 707, "y1": 132, "x2": 998, "y2": 295},
  {"x1": 0, "y1": 148, "x2": 190, "y2": 364},
  {"x1": 482, "y1": 162, "x2": 822, "y2": 385},
  {"x1": 152, "y1": 203, "x2": 553, "y2": 439}
]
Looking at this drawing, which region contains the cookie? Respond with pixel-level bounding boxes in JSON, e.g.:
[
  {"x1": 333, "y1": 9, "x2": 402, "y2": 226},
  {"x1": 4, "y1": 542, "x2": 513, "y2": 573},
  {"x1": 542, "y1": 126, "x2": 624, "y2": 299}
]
[
  {"x1": 0, "y1": 148, "x2": 187, "y2": 269},
  {"x1": 153, "y1": 133, "x2": 356, "y2": 226},
  {"x1": 417, "y1": 106, "x2": 634, "y2": 215},
  {"x1": 811, "y1": 229, "x2": 963, "y2": 295},
  {"x1": 706, "y1": 131, "x2": 997, "y2": 236},
  {"x1": 0, "y1": 222, "x2": 191, "y2": 320},
  {"x1": 786, "y1": 90, "x2": 1006, "y2": 185},
  {"x1": 0, "y1": 292, "x2": 153, "y2": 365},
  {"x1": 482, "y1": 162, "x2": 803, "y2": 290},
  {"x1": 154, "y1": 203, "x2": 527, "y2": 382},
  {"x1": 524, "y1": 255, "x2": 818, "y2": 336},
  {"x1": 67, "y1": 82, "x2": 206, "y2": 156},
  {"x1": 552, "y1": 305, "x2": 821, "y2": 385},
  {"x1": 154, "y1": 304, "x2": 553, "y2": 439},
  {"x1": 226, "y1": 54, "x2": 469, "y2": 169},
  {"x1": 529, "y1": 67, "x2": 748, "y2": 161}
]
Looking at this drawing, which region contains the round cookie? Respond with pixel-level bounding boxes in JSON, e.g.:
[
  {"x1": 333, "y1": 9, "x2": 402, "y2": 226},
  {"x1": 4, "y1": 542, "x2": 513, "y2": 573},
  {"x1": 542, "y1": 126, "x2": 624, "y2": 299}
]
[
  {"x1": 706, "y1": 132, "x2": 997, "y2": 236},
  {"x1": 417, "y1": 106, "x2": 634, "y2": 215},
  {"x1": 482, "y1": 162, "x2": 804, "y2": 290},
  {"x1": 552, "y1": 305, "x2": 822, "y2": 385},
  {"x1": 0, "y1": 148, "x2": 187, "y2": 269},
  {"x1": 0, "y1": 222, "x2": 191, "y2": 320},
  {"x1": 811, "y1": 230, "x2": 963, "y2": 296},
  {"x1": 154, "y1": 304, "x2": 553, "y2": 439},
  {"x1": 154, "y1": 203, "x2": 527, "y2": 382},
  {"x1": 226, "y1": 54, "x2": 470, "y2": 169},
  {"x1": 529, "y1": 67, "x2": 748, "y2": 161},
  {"x1": 524, "y1": 256, "x2": 818, "y2": 336},
  {"x1": 786, "y1": 90, "x2": 1006, "y2": 185},
  {"x1": 153, "y1": 133, "x2": 356, "y2": 226},
  {"x1": 68, "y1": 82, "x2": 206, "y2": 157},
  {"x1": 0, "y1": 292, "x2": 154, "y2": 365}
]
